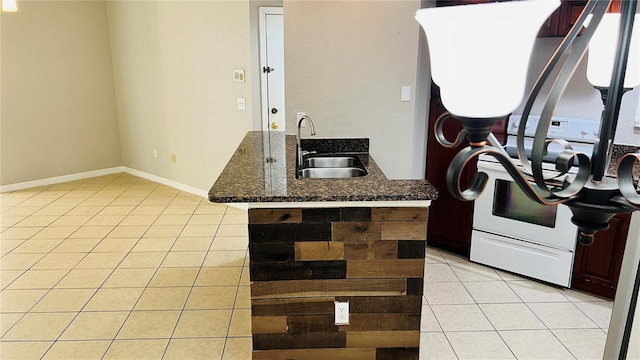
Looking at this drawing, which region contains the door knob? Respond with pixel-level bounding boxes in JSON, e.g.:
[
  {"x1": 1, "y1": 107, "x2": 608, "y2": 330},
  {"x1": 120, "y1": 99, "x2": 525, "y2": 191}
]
[{"x1": 271, "y1": 108, "x2": 278, "y2": 114}]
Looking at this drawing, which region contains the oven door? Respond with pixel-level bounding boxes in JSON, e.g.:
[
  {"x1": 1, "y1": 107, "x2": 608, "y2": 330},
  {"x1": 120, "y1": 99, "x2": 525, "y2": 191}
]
[{"x1": 473, "y1": 160, "x2": 577, "y2": 251}]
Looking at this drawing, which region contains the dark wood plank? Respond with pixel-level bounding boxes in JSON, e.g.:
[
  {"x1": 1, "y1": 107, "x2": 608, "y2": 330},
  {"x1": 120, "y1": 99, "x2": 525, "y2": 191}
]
[
  {"x1": 295, "y1": 241, "x2": 344, "y2": 261},
  {"x1": 342, "y1": 313, "x2": 421, "y2": 331},
  {"x1": 253, "y1": 348, "x2": 376, "y2": 360},
  {"x1": 333, "y1": 222, "x2": 382, "y2": 242},
  {"x1": 249, "y1": 208, "x2": 302, "y2": 224},
  {"x1": 376, "y1": 347, "x2": 419, "y2": 360},
  {"x1": 251, "y1": 279, "x2": 407, "y2": 298},
  {"x1": 249, "y1": 243, "x2": 294, "y2": 262},
  {"x1": 341, "y1": 208, "x2": 372, "y2": 222},
  {"x1": 346, "y1": 331, "x2": 420, "y2": 348},
  {"x1": 347, "y1": 259, "x2": 424, "y2": 279},
  {"x1": 287, "y1": 315, "x2": 338, "y2": 333},
  {"x1": 371, "y1": 207, "x2": 428, "y2": 222},
  {"x1": 381, "y1": 221, "x2": 427, "y2": 240},
  {"x1": 249, "y1": 223, "x2": 332, "y2": 243},
  {"x1": 253, "y1": 332, "x2": 346, "y2": 350},
  {"x1": 398, "y1": 240, "x2": 426, "y2": 259},
  {"x1": 302, "y1": 208, "x2": 341, "y2": 222},
  {"x1": 252, "y1": 297, "x2": 335, "y2": 316},
  {"x1": 335, "y1": 296, "x2": 422, "y2": 314},
  {"x1": 250, "y1": 260, "x2": 347, "y2": 281},
  {"x1": 406, "y1": 278, "x2": 424, "y2": 296}
]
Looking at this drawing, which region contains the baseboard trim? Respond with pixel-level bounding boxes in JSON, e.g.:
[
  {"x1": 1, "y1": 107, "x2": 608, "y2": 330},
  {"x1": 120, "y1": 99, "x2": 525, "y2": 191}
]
[
  {"x1": 121, "y1": 167, "x2": 208, "y2": 199},
  {"x1": 0, "y1": 167, "x2": 125, "y2": 193}
]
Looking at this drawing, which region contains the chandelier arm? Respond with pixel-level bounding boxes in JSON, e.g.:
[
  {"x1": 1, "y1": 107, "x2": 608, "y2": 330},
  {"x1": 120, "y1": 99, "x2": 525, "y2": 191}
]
[
  {"x1": 445, "y1": 145, "x2": 568, "y2": 205},
  {"x1": 516, "y1": 0, "x2": 604, "y2": 176},
  {"x1": 618, "y1": 152, "x2": 640, "y2": 206},
  {"x1": 434, "y1": 111, "x2": 466, "y2": 149},
  {"x1": 592, "y1": 0, "x2": 638, "y2": 182}
]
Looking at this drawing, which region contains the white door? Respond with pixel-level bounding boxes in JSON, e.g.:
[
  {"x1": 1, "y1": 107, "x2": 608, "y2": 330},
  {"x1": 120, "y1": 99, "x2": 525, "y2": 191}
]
[{"x1": 259, "y1": 7, "x2": 285, "y2": 132}]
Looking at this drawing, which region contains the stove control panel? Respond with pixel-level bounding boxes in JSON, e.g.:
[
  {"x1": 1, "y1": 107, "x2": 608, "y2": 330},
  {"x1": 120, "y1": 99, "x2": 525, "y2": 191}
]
[{"x1": 507, "y1": 115, "x2": 601, "y2": 144}]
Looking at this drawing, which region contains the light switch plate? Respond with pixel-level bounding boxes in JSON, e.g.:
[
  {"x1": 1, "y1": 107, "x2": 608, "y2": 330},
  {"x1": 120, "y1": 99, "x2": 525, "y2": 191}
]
[
  {"x1": 401, "y1": 86, "x2": 411, "y2": 102},
  {"x1": 237, "y1": 98, "x2": 246, "y2": 110}
]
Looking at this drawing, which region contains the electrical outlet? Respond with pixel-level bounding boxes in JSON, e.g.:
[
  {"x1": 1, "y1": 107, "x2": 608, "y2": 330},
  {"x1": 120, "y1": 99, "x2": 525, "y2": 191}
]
[
  {"x1": 171, "y1": 153, "x2": 176, "y2": 164},
  {"x1": 153, "y1": 149, "x2": 158, "y2": 158},
  {"x1": 334, "y1": 301, "x2": 349, "y2": 325},
  {"x1": 297, "y1": 112, "x2": 306, "y2": 126}
]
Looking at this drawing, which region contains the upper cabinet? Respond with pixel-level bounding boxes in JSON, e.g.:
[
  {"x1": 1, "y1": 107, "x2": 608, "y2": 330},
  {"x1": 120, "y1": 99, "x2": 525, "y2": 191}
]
[{"x1": 435, "y1": 0, "x2": 620, "y2": 37}]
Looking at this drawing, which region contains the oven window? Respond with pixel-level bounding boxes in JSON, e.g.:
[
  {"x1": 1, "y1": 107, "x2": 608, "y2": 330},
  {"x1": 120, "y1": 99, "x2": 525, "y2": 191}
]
[{"x1": 492, "y1": 179, "x2": 557, "y2": 228}]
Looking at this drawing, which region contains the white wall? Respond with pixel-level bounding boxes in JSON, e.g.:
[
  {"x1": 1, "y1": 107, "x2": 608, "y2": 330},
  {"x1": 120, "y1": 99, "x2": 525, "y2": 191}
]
[
  {"x1": 283, "y1": 0, "x2": 423, "y2": 179},
  {"x1": 1, "y1": 1, "x2": 121, "y2": 185},
  {"x1": 106, "y1": 0, "x2": 253, "y2": 192}
]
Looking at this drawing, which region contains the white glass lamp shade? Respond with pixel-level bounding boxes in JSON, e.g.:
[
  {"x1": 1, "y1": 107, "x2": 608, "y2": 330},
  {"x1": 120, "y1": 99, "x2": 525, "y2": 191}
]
[
  {"x1": 2, "y1": 0, "x2": 17, "y2": 12},
  {"x1": 415, "y1": 0, "x2": 560, "y2": 118},
  {"x1": 587, "y1": 13, "x2": 640, "y2": 89}
]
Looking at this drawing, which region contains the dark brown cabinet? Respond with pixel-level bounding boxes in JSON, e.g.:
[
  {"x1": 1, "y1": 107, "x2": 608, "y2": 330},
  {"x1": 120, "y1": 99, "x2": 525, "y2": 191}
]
[{"x1": 572, "y1": 213, "x2": 631, "y2": 299}]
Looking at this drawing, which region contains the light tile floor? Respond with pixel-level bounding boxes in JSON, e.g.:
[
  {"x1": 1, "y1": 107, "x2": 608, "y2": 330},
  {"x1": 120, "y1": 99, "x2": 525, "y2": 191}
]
[{"x1": 0, "y1": 173, "x2": 617, "y2": 359}]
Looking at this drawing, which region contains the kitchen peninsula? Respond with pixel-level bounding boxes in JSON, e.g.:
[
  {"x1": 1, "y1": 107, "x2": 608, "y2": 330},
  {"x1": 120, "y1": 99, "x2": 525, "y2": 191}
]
[{"x1": 209, "y1": 131, "x2": 437, "y2": 359}]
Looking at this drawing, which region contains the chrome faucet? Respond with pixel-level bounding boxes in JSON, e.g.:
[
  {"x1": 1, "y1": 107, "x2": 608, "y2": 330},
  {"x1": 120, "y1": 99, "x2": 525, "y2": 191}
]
[{"x1": 297, "y1": 115, "x2": 316, "y2": 167}]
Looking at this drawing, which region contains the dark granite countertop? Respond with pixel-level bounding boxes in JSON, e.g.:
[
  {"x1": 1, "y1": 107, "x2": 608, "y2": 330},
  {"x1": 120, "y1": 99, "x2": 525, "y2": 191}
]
[{"x1": 209, "y1": 131, "x2": 438, "y2": 203}]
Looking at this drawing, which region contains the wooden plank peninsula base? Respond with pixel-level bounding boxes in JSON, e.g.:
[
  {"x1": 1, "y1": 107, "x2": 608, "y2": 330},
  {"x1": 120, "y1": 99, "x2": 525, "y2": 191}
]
[{"x1": 247, "y1": 205, "x2": 428, "y2": 360}]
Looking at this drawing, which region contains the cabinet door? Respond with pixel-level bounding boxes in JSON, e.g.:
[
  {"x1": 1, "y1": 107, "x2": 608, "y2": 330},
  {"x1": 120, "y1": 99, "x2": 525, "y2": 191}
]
[{"x1": 572, "y1": 213, "x2": 631, "y2": 299}]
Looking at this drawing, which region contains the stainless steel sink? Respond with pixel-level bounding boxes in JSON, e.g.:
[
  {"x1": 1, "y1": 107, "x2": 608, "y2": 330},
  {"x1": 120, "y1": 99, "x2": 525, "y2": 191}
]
[
  {"x1": 297, "y1": 167, "x2": 367, "y2": 178},
  {"x1": 304, "y1": 156, "x2": 359, "y2": 168}
]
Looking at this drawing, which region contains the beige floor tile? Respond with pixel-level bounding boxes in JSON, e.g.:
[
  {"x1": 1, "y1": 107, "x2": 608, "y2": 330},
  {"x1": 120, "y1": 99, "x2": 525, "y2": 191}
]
[
  {"x1": 1, "y1": 313, "x2": 24, "y2": 336},
  {"x1": 499, "y1": 329, "x2": 574, "y2": 359},
  {"x1": 463, "y1": 281, "x2": 522, "y2": 304},
  {"x1": 34, "y1": 206, "x2": 74, "y2": 216},
  {"x1": 42, "y1": 340, "x2": 111, "y2": 359},
  {"x1": 15, "y1": 215, "x2": 59, "y2": 227},
  {"x1": 103, "y1": 339, "x2": 169, "y2": 360},
  {"x1": 1, "y1": 226, "x2": 44, "y2": 240},
  {"x1": 0, "y1": 341, "x2": 53, "y2": 359},
  {"x1": 449, "y1": 261, "x2": 502, "y2": 282},
  {"x1": 134, "y1": 287, "x2": 191, "y2": 310},
  {"x1": 221, "y1": 214, "x2": 248, "y2": 225},
  {"x1": 120, "y1": 189, "x2": 153, "y2": 198},
  {"x1": 203, "y1": 250, "x2": 246, "y2": 267},
  {"x1": 98, "y1": 206, "x2": 135, "y2": 216},
  {"x1": 161, "y1": 251, "x2": 207, "y2": 267},
  {"x1": 0, "y1": 289, "x2": 48, "y2": 312},
  {"x1": 185, "y1": 286, "x2": 237, "y2": 310},
  {"x1": 11, "y1": 239, "x2": 64, "y2": 254},
  {"x1": 172, "y1": 237, "x2": 213, "y2": 251},
  {"x1": 92, "y1": 238, "x2": 138, "y2": 253},
  {"x1": 68, "y1": 226, "x2": 114, "y2": 239},
  {"x1": 222, "y1": 337, "x2": 252, "y2": 360},
  {"x1": 140, "y1": 197, "x2": 172, "y2": 206},
  {"x1": 148, "y1": 189, "x2": 179, "y2": 198},
  {"x1": 216, "y1": 224, "x2": 247, "y2": 237},
  {"x1": 153, "y1": 214, "x2": 191, "y2": 226},
  {"x1": 170, "y1": 194, "x2": 201, "y2": 206},
  {"x1": 446, "y1": 331, "x2": 515, "y2": 360},
  {"x1": 131, "y1": 237, "x2": 176, "y2": 252},
  {"x1": 194, "y1": 203, "x2": 227, "y2": 215},
  {"x1": 120, "y1": 215, "x2": 159, "y2": 226},
  {"x1": 1, "y1": 253, "x2": 45, "y2": 270},
  {"x1": 84, "y1": 287, "x2": 145, "y2": 311},
  {"x1": 50, "y1": 215, "x2": 92, "y2": 227},
  {"x1": 66, "y1": 207, "x2": 105, "y2": 217},
  {"x1": 235, "y1": 285, "x2": 251, "y2": 309},
  {"x1": 103, "y1": 268, "x2": 156, "y2": 288},
  {"x1": 180, "y1": 224, "x2": 218, "y2": 237},
  {"x1": 31, "y1": 226, "x2": 78, "y2": 239},
  {"x1": 430, "y1": 304, "x2": 494, "y2": 332},
  {"x1": 423, "y1": 263, "x2": 459, "y2": 283},
  {"x1": 1, "y1": 207, "x2": 41, "y2": 218},
  {"x1": 60, "y1": 311, "x2": 128, "y2": 340},
  {"x1": 424, "y1": 282, "x2": 475, "y2": 305},
  {"x1": 561, "y1": 289, "x2": 609, "y2": 303},
  {"x1": 130, "y1": 206, "x2": 166, "y2": 215},
  {"x1": 240, "y1": 267, "x2": 250, "y2": 285},
  {"x1": 574, "y1": 300, "x2": 614, "y2": 329},
  {"x1": 109, "y1": 198, "x2": 143, "y2": 206},
  {"x1": 2, "y1": 312, "x2": 76, "y2": 340},
  {"x1": 7, "y1": 269, "x2": 69, "y2": 289},
  {"x1": 195, "y1": 267, "x2": 242, "y2": 287},
  {"x1": 173, "y1": 309, "x2": 232, "y2": 337},
  {"x1": 51, "y1": 238, "x2": 100, "y2": 253},
  {"x1": 228, "y1": 308, "x2": 252, "y2": 336},
  {"x1": 80, "y1": 197, "x2": 115, "y2": 206},
  {"x1": 187, "y1": 214, "x2": 223, "y2": 225},
  {"x1": 506, "y1": 280, "x2": 569, "y2": 303},
  {"x1": 420, "y1": 332, "x2": 457, "y2": 360},
  {"x1": 32, "y1": 252, "x2": 86, "y2": 270},
  {"x1": 0, "y1": 217, "x2": 25, "y2": 229},
  {"x1": 210, "y1": 236, "x2": 248, "y2": 251},
  {"x1": 528, "y1": 302, "x2": 599, "y2": 329},
  {"x1": 56, "y1": 269, "x2": 112, "y2": 289},
  {"x1": 552, "y1": 328, "x2": 607, "y2": 360},
  {"x1": 421, "y1": 304, "x2": 442, "y2": 332},
  {"x1": 119, "y1": 252, "x2": 167, "y2": 268},
  {"x1": 144, "y1": 225, "x2": 184, "y2": 238},
  {"x1": 85, "y1": 215, "x2": 126, "y2": 226},
  {"x1": 163, "y1": 205, "x2": 197, "y2": 215},
  {"x1": 31, "y1": 288, "x2": 95, "y2": 312},
  {"x1": 75, "y1": 252, "x2": 126, "y2": 269},
  {"x1": 148, "y1": 268, "x2": 199, "y2": 287},
  {"x1": 164, "y1": 338, "x2": 225, "y2": 360},
  {"x1": 117, "y1": 310, "x2": 181, "y2": 339},
  {"x1": 479, "y1": 303, "x2": 546, "y2": 331},
  {"x1": 107, "y1": 225, "x2": 149, "y2": 238}
]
